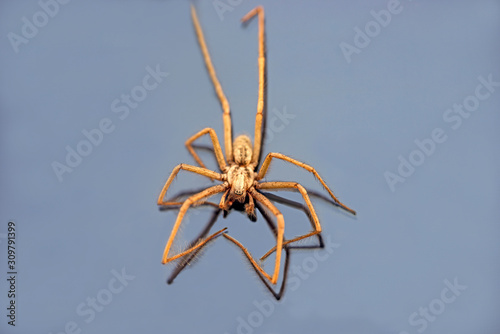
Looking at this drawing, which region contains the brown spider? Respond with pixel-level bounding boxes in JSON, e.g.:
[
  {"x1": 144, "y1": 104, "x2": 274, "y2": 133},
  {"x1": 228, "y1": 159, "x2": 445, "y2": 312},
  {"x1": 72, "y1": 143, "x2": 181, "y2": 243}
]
[{"x1": 158, "y1": 5, "x2": 355, "y2": 289}]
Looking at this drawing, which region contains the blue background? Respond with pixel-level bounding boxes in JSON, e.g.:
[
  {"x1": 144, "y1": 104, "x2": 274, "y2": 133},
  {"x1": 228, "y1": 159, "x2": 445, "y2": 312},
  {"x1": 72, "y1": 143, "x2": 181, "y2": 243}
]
[{"x1": 1, "y1": 1, "x2": 499, "y2": 333}]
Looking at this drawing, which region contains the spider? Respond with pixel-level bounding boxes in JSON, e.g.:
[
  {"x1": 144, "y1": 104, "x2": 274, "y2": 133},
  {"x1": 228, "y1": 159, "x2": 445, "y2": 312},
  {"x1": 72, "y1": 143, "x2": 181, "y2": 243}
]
[{"x1": 158, "y1": 5, "x2": 356, "y2": 295}]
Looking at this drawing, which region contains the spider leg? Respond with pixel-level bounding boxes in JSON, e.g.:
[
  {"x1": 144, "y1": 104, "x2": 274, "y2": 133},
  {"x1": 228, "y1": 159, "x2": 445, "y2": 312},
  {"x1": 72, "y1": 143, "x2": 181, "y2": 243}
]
[
  {"x1": 256, "y1": 152, "x2": 356, "y2": 215},
  {"x1": 260, "y1": 191, "x2": 325, "y2": 252},
  {"x1": 162, "y1": 183, "x2": 228, "y2": 264},
  {"x1": 253, "y1": 201, "x2": 290, "y2": 300},
  {"x1": 241, "y1": 6, "x2": 267, "y2": 167},
  {"x1": 158, "y1": 187, "x2": 223, "y2": 281},
  {"x1": 165, "y1": 191, "x2": 290, "y2": 298},
  {"x1": 185, "y1": 128, "x2": 227, "y2": 171},
  {"x1": 157, "y1": 164, "x2": 224, "y2": 207},
  {"x1": 167, "y1": 208, "x2": 222, "y2": 284},
  {"x1": 159, "y1": 186, "x2": 220, "y2": 211},
  {"x1": 256, "y1": 181, "x2": 322, "y2": 261},
  {"x1": 222, "y1": 188, "x2": 284, "y2": 284},
  {"x1": 159, "y1": 201, "x2": 220, "y2": 212},
  {"x1": 221, "y1": 233, "x2": 272, "y2": 282},
  {"x1": 191, "y1": 5, "x2": 233, "y2": 163}
]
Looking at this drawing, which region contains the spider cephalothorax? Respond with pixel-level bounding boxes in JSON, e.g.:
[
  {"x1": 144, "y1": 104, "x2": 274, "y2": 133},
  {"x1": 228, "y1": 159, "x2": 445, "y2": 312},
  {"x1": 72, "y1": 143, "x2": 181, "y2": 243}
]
[{"x1": 157, "y1": 6, "x2": 356, "y2": 299}]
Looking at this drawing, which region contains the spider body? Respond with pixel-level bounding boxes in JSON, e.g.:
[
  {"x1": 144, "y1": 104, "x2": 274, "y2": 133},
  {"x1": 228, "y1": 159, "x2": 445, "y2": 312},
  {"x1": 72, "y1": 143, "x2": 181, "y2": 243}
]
[
  {"x1": 223, "y1": 134, "x2": 257, "y2": 219},
  {"x1": 157, "y1": 5, "x2": 355, "y2": 294}
]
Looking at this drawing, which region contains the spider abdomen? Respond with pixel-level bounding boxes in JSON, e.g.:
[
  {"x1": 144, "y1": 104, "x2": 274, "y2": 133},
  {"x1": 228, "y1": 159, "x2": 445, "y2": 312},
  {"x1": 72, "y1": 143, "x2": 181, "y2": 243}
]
[{"x1": 233, "y1": 134, "x2": 253, "y2": 165}]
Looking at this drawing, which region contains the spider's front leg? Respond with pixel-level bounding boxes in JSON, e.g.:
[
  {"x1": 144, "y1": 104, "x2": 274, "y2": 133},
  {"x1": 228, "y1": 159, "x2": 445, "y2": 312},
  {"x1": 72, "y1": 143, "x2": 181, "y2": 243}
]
[
  {"x1": 256, "y1": 152, "x2": 356, "y2": 215},
  {"x1": 222, "y1": 188, "x2": 284, "y2": 285},
  {"x1": 166, "y1": 208, "x2": 222, "y2": 284},
  {"x1": 157, "y1": 164, "x2": 224, "y2": 208},
  {"x1": 162, "y1": 183, "x2": 228, "y2": 264},
  {"x1": 253, "y1": 201, "x2": 291, "y2": 300}
]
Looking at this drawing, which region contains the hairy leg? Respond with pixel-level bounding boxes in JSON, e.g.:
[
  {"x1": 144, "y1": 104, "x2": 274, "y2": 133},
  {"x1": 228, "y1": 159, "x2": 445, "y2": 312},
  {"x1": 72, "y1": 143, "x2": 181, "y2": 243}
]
[
  {"x1": 157, "y1": 164, "x2": 224, "y2": 207},
  {"x1": 185, "y1": 127, "x2": 227, "y2": 171},
  {"x1": 256, "y1": 152, "x2": 356, "y2": 215},
  {"x1": 191, "y1": 5, "x2": 233, "y2": 162},
  {"x1": 162, "y1": 184, "x2": 227, "y2": 264},
  {"x1": 250, "y1": 188, "x2": 284, "y2": 284},
  {"x1": 241, "y1": 6, "x2": 267, "y2": 167},
  {"x1": 260, "y1": 191, "x2": 325, "y2": 252},
  {"x1": 166, "y1": 208, "x2": 222, "y2": 284},
  {"x1": 256, "y1": 182, "x2": 322, "y2": 260},
  {"x1": 254, "y1": 201, "x2": 290, "y2": 300}
]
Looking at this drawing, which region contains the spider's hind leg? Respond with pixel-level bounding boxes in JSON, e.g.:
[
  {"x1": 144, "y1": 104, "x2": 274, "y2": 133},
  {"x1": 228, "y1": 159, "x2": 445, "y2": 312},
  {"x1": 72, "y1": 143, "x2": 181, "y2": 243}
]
[
  {"x1": 241, "y1": 6, "x2": 267, "y2": 167},
  {"x1": 256, "y1": 181, "x2": 323, "y2": 261},
  {"x1": 190, "y1": 5, "x2": 234, "y2": 162},
  {"x1": 260, "y1": 191, "x2": 326, "y2": 253}
]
